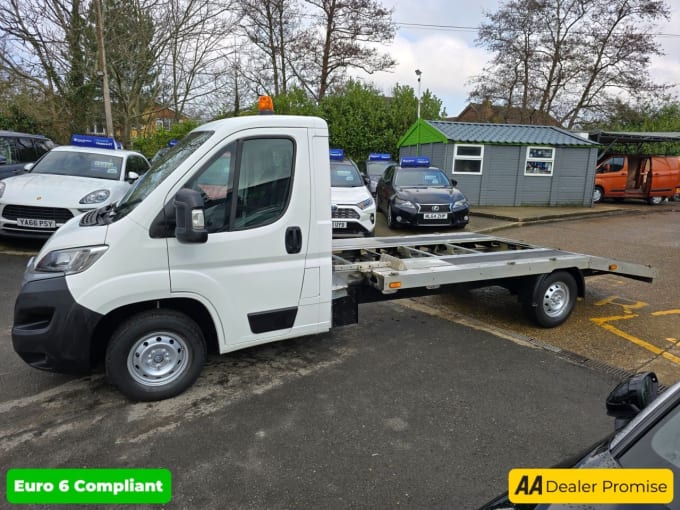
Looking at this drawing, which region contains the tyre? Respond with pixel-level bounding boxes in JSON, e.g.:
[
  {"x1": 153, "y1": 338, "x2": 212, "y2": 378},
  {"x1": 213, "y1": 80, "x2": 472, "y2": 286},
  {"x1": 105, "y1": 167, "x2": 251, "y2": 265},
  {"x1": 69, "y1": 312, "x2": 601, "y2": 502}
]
[
  {"x1": 592, "y1": 186, "x2": 604, "y2": 203},
  {"x1": 105, "y1": 309, "x2": 207, "y2": 401},
  {"x1": 523, "y1": 271, "x2": 577, "y2": 328},
  {"x1": 386, "y1": 204, "x2": 397, "y2": 229},
  {"x1": 648, "y1": 196, "x2": 663, "y2": 205}
]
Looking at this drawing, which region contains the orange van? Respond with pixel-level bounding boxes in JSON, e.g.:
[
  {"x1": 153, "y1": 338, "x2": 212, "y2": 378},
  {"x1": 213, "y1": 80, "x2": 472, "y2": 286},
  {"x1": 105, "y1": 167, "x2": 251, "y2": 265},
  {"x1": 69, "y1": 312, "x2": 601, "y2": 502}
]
[{"x1": 593, "y1": 154, "x2": 680, "y2": 205}]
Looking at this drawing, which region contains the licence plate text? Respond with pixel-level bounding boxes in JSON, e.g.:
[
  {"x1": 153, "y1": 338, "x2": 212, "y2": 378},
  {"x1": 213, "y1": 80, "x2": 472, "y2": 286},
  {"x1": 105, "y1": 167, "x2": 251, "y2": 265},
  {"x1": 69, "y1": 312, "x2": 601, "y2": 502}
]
[
  {"x1": 423, "y1": 213, "x2": 447, "y2": 219},
  {"x1": 332, "y1": 221, "x2": 348, "y2": 229},
  {"x1": 17, "y1": 218, "x2": 57, "y2": 228}
]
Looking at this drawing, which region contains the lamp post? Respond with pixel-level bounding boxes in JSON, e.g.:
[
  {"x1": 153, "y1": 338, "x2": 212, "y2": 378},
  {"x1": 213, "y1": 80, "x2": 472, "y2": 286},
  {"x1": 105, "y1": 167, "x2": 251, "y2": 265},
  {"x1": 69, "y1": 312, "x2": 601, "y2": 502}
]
[
  {"x1": 415, "y1": 69, "x2": 422, "y2": 155},
  {"x1": 415, "y1": 69, "x2": 422, "y2": 120}
]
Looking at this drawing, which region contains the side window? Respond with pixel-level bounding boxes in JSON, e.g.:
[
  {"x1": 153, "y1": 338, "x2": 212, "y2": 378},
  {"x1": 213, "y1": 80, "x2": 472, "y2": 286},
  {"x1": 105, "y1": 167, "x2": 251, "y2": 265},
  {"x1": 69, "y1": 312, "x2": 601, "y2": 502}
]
[
  {"x1": 383, "y1": 166, "x2": 394, "y2": 183},
  {"x1": 186, "y1": 143, "x2": 235, "y2": 233},
  {"x1": 453, "y1": 144, "x2": 484, "y2": 174},
  {"x1": 126, "y1": 155, "x2": 150, "y2": 175},
  {"x1": 233, "y1": 137, "x2": 294, "y2": 231},
  {"x1": 16, "y1": 138, "x2": 38, "y2": 163},
  {"x1": 0, "y1": 136, "x2": 18, "y2": 163},
  {"x1": 35, "y1": 139, "x2": 55, "y2": 157}
]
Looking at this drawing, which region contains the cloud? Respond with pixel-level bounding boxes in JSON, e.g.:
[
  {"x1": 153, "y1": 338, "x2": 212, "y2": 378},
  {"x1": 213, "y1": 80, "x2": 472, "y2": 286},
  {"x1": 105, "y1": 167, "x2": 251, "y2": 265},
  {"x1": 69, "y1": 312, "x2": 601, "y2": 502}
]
[{"x1": 353, "y1": 32, "x2": 491, "y2": 116}]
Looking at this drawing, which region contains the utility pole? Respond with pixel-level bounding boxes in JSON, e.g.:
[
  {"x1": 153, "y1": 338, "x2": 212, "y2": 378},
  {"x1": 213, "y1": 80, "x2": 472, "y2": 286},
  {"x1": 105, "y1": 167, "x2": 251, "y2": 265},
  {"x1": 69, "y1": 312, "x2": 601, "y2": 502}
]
[{"x1": 95, "y1": 0, "x2": 114, "y2": 137}]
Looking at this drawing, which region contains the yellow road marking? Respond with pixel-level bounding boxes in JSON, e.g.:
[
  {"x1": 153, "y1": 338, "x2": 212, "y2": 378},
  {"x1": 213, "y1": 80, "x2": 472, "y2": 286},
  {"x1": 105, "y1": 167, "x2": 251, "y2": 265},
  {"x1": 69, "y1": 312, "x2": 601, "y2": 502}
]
[
  {"x1": 591, "y1": 315, "x2": 680, "y2": 365},
  {"x1": 652, "y1": 310, "x2": 680, "y2": 316},
  {"x1": 594, "y1": 296, "x2": 648, "y2": 314}
]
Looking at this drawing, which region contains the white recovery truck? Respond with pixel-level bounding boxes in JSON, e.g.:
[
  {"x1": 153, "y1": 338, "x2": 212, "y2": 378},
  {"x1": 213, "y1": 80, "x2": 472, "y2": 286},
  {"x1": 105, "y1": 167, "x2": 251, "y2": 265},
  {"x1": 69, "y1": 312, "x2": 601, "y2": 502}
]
[{"x1": 12, "y1": 110, "x2": 655, "y2": 401}]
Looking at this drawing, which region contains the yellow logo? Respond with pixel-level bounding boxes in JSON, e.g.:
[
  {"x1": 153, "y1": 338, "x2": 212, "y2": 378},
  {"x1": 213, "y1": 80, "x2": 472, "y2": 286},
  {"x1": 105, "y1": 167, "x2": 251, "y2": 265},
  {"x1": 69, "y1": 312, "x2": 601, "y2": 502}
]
[
  {"x1": 509, "y1": 468, "x2": 673, "y2": 504},
  {"x1": 36, "y1": 196, "x2": 42, "y2": 201}
]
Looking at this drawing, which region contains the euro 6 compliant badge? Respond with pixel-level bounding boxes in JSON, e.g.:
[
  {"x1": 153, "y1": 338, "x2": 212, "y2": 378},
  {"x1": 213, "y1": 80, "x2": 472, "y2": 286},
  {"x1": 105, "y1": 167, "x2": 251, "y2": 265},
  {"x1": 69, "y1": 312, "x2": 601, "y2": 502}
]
[
  {"x1": 6, "y1": 468, "x2": 171, "y2": 504},
  {"x1": 509, "y1": 468, "x2": 673, "y2": 505}
]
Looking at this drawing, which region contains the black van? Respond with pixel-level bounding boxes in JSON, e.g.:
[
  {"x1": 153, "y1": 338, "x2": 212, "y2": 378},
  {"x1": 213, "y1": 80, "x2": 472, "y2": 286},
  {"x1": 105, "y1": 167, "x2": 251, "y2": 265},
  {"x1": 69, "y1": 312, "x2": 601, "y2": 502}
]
[{"x1": 0, "y1": 131, "x2": 56, "y2": 180}]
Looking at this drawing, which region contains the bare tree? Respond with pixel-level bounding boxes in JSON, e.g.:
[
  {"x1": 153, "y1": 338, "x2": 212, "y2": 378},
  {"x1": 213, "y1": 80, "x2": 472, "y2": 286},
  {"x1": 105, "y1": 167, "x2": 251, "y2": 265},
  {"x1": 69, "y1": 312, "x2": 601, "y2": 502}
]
[
  {"x1": 470, "y1": 0, "x2": 671, "y2": 128},
  {"x1": 239, "y1": 0, "x2": 299, "y2": 97},
  {"x1": 292, "y1": 0, "x2": 396, "y2": 101}
]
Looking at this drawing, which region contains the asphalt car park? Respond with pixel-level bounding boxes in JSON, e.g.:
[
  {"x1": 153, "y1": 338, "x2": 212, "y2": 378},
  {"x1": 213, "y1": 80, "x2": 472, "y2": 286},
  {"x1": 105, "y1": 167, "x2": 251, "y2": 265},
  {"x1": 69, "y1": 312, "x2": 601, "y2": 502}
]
[{"x1": 0, "y1": 205, "x2": 677, "y2": 508}]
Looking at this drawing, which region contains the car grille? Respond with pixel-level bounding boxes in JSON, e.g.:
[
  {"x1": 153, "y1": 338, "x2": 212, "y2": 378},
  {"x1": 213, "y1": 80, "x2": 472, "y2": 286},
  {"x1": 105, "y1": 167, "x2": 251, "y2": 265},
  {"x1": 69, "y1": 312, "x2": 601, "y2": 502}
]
[
  {"x1": 332, "y1": 208, "x2": 360, "y2": 219},
  {"x1": 2, "y1": 204, "x2": 73, "y2": 223},
  {"x1": 418, "y1": 203, "x2": 451, "y2": 213}
]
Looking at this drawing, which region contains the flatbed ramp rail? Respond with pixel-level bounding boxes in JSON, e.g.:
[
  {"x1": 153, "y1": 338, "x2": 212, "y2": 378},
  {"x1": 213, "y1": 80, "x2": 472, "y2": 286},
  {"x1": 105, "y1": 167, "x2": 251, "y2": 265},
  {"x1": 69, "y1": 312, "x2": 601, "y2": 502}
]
[{"x1": 330, "y1": 232, "x2": 655, "y2": 328}]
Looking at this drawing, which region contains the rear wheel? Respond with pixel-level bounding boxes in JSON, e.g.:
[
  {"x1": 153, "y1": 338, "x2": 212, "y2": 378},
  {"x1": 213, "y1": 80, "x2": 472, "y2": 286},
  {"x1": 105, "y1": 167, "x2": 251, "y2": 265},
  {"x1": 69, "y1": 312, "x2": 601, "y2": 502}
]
[
  {"x1": 523, "y1": 271, "x2": 577, "y2": 328},
  {"x1": 648, "y1": 196, "x2": 663, "y2": 205},
  {"x1": 592, "y1": 186, "x2": 604, "y2": 203},
  {"x1": 105, "y1": 310, "x2": 207, "y2": 401}
]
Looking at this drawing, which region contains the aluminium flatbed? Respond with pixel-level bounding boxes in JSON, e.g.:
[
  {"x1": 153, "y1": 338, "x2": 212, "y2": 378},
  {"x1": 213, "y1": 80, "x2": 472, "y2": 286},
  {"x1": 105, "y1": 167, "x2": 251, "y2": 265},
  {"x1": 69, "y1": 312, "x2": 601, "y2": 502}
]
[{"x1": 330, "y1": 232, "x2": 655, "y2": 328}]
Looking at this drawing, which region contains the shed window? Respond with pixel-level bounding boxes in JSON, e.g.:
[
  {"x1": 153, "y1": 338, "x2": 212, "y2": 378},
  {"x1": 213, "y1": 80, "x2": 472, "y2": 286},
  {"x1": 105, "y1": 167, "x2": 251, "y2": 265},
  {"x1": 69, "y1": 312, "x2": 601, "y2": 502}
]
[
  {"x1": 525, "y1": 147, "x2": 554, "y2": 176},
  {"x1": 453, "y1": 144, "x2": 483, "y2": 174}
]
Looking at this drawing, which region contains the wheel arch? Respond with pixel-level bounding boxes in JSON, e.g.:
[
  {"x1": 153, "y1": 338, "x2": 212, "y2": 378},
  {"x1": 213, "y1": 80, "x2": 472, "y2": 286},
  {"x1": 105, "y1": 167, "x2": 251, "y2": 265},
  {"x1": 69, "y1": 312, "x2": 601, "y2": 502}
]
[{"x1": 91, "y1": 298, "x2": 219, "y2": 366}]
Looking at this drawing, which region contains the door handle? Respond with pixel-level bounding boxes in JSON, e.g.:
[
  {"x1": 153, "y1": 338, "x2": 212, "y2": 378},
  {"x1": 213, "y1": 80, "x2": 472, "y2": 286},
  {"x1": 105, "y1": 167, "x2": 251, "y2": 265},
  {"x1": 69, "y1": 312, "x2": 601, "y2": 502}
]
[{"x1": 285, "y1": 226, "x2": 302, "y2": 254}]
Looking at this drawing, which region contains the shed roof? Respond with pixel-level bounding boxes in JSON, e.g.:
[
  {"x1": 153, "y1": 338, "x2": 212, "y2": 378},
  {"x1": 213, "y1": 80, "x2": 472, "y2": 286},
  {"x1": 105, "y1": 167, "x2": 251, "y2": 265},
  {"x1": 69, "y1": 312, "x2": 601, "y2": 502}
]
[{"x1": 398, "y1": 120, "x2": 599, "y2": 148}]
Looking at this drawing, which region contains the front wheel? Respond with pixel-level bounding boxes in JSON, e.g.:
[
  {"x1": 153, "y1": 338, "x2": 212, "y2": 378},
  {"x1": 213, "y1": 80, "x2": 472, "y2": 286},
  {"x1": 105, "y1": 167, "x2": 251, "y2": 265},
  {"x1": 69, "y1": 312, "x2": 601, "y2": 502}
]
[
  {"x1": 523, "y1": 271, "x2": 577, "y2": 328},
  {"x1": 105, "y1": 309, "x2": 207, "y2": 401},
  {"x1": 648, "y1": 196, "x2": 663, "y2": 205},
  {"x1": 592, "y1": 186, "x2": 604, "y2": 203}
]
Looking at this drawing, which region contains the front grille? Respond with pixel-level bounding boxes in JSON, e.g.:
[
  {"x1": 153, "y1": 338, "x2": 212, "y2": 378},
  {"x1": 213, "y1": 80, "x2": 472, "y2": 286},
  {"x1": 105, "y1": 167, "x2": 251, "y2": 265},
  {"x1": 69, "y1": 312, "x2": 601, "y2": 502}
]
[
  {"x1": 332, "y1": 208, "x2": 360, "y2": 219},
  {"x1": 418, "y1": 203, "x2": 451, "y2": 213},
  {"x1": 3, "y1": 204, "x2": 73, "y2": 223}
]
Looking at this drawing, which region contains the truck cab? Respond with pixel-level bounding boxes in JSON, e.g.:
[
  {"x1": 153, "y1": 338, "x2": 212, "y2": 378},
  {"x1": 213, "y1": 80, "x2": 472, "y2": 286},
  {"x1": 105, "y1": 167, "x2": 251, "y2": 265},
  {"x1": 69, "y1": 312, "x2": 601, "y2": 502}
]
[{"x1": 12, "y1": 113, "x2": 334, "y2": 401}]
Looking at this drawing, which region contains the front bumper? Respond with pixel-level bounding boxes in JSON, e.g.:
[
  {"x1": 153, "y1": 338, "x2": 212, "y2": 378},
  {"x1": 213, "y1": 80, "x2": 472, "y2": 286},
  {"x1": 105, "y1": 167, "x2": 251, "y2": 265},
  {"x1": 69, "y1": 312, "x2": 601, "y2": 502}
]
[
  {"x1": 12, "y1": 273, "x2": 102, "y2": 373},
  {"x1": 391, "y1": 203, "x2": 469, "y2": 228},
  {"x1": 0, "y1": 203, "x2": 82, "y2": 238},
  {"x1": 332, "y1": 206, "x2": 376, "y2": 237}
]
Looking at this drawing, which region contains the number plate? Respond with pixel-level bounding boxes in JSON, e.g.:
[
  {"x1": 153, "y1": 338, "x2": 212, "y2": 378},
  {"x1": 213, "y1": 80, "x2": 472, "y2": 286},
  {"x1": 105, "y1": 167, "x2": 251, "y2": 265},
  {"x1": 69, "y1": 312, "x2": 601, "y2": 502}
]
[
  {"x1": 423, "y1": 213, "x2": 448, "y2": 220},
  {"x1": 17, "y1": 218, "x2": 57, "y2": 228},
  {"x1": 332, "y1": 221, "x2": 348, "y2": 229}
]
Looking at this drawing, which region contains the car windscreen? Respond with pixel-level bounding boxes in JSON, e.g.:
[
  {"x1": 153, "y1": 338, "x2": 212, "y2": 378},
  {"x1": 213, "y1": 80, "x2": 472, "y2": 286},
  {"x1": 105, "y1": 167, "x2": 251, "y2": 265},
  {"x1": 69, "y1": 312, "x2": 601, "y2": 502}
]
[
  {"x1": 331, "y1": 162, "x2": 364, "y2": 187},
  {"x1": 32, "y1": 150, "x2": 123, "y2": 180},
  {"x1": 366, "y1": 161, "x2": 393, "y2": 177},
  {"x1": 113, "y1": 130, "x2": 214, "y2": 220},
  {"x1": 394, "y1": 168, "x2": 451, "y2": 187}
]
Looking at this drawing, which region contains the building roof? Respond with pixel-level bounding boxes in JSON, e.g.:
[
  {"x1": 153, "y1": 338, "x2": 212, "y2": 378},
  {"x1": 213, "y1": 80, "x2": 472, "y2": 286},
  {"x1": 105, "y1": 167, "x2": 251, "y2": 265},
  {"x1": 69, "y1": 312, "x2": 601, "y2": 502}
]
[
  {"x1": 452, "y1": 102, "x2": 562, "y2": 127},
  {"x1": 397, "y1": 119, "x2": 599, "y2": 148}
]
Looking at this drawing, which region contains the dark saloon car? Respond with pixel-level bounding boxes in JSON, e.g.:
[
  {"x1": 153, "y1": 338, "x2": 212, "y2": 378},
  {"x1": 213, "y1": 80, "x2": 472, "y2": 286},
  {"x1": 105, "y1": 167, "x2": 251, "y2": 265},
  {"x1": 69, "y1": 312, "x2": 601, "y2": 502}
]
[
  {"x1": 0, "y1": 131, "x2": 55, "y2": 180},
  {"x1": 376, "y1": 156, "x2": 469, "y2": 229},
  {"x1": 480, "y1": 372, "x2": 680, "y2": 510},
  {"x1": 364, "y1": 152, "x2": 396, "y2": 195}
]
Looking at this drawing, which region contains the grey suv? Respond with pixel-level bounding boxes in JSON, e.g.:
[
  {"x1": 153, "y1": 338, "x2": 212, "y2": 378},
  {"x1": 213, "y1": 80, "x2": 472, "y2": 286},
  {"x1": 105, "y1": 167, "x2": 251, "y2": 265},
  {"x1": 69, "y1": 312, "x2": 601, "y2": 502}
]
[{"x1": 0, "y1": 131, "x2": 56, "y2": 180}]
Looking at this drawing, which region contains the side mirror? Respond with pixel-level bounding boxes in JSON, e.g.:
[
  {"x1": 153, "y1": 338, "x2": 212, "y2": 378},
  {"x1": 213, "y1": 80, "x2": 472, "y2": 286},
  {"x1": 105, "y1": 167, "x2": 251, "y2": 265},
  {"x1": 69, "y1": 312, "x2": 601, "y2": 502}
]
[
  {"x1": 451, "y1": 179, "x2": 458, "y2": 187},
  {"x1": 606, "y1": 372, "x2": 658, "y2": 430},
  {"x1": 363, "y1": 174, "x2": 370, "y2": 185},
  {"x1": 174, "y1": 188, "x2": 208, "y2": 244},
  {"x1": 126, "y1": 171, "x2": 139, "y2": 182},
  {"x1": 24, "y1": 162, "x2": 34, "y2": 171}
]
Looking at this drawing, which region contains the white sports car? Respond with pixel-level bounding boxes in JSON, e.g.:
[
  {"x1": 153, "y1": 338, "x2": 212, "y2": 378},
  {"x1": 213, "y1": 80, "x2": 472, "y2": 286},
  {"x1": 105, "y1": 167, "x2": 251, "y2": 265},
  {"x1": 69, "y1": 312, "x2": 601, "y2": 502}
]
[{"x1": 0, "y1": 136, "x2": 149, "y2": 239}]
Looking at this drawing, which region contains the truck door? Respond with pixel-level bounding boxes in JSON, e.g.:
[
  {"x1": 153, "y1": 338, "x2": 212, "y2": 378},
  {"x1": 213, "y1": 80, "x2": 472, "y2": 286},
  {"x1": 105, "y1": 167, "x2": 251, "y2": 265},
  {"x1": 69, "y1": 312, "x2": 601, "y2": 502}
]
[
  {"x1": 595, "y1": 156, "x2": 626, "y2": 198},
  {"x1": 167, "y1": 130, "x2": 312, "y2": 349}
]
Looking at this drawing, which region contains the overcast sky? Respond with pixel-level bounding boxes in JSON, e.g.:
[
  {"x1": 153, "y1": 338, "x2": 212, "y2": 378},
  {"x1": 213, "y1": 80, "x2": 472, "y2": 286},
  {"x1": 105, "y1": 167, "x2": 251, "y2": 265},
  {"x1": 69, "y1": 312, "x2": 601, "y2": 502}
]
[{"x1": 354, "y1": 0, "x2": 680, "y2": 117}]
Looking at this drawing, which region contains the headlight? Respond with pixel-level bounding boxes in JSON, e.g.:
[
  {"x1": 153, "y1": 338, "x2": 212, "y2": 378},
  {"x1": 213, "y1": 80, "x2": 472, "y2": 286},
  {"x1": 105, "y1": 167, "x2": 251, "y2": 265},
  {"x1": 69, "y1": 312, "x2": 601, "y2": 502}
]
[
  {"x1": 453, "y1": 198, "x2": 468, "y2": 208},
  {"x1": 394, "y1": 197, "x2": 416, "y2": 210},
  {"x1": 79, "y1": 189, "x2": 111, "y2": 204},
  {"x1": 357, "y1": 197, "x2": 374, "y2": 210},
  {"x1": 35, "y1": 245, "x2": 108, "y2": 274},
  {"x1": 0, "y1": 181, "x2": 5, "y2": 199}
]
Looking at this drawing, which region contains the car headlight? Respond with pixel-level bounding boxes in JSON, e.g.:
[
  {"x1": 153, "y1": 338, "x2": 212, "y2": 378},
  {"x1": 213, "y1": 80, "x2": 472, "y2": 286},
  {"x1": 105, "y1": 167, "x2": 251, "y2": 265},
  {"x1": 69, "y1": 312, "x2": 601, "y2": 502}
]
[
  {"x1": 0, "y1": 181, "x2": 5, "y2": 199},
  {"x1": 394, "y1": 197, "x2": 416, "y2": 210},
  {"x1": 453, "y1": 198, "x2": 468, "y2": 208},
  {"x1": 79, "y1": 189, "x2": 111, "y2": 204},
  {"x1": 35, "y1": 245, "x2": 108, "y2": 274},
  {"x1": 357, "y1": 197, "x2": 374, "y2": 210}
]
